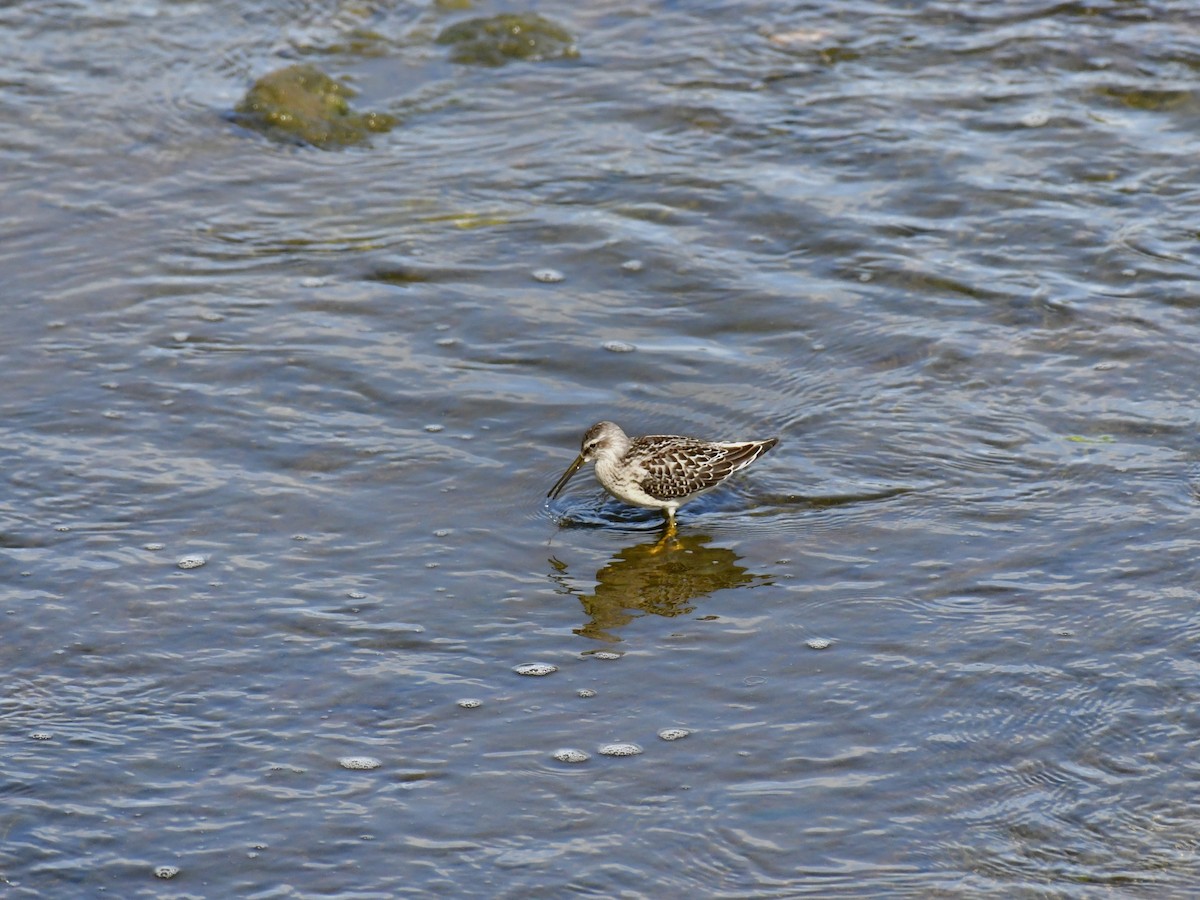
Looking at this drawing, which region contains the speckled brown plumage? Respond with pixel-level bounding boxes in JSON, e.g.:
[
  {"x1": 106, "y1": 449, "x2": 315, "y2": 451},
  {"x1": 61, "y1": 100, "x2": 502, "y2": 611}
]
[{"x1": 631, "y1": 435, "x2": 778, "y2": 500}]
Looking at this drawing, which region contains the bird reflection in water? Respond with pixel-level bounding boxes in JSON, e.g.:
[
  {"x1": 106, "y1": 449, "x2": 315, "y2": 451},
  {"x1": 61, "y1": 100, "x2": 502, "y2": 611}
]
[{"x1": 549, "y1": 532, "x2": 770, "y2": 644}]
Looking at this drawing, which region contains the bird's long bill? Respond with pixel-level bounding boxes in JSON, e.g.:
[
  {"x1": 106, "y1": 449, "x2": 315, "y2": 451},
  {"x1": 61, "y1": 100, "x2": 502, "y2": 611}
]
[{"x1": 547, "y1": 453, "x2": 586, "y2": 499}]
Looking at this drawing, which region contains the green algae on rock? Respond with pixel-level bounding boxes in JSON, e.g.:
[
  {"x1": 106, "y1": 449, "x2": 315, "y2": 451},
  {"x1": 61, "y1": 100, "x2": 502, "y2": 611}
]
[
  {"x1": 234, "y1": 64, "x2": 396, "y2": 149},
  {"x1": 436, "y1": 13, "x2": 578, "y2": 66}
]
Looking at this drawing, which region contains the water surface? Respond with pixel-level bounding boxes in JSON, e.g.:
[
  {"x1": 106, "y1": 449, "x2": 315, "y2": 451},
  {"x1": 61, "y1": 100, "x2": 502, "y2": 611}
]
[{"x1": 3, "y1": 0, "x2": 1200, "y2": 895}]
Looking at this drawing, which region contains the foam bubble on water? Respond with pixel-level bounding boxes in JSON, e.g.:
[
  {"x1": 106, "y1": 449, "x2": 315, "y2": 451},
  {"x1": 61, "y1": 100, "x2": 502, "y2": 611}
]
[
  {"x1": 347, "y1": 590, "x2": 366, "y2": 600},
  {"x1": 143, "y1": 542, "x2": 165, "y2": 551},
  {"x1": 620, "y1": 259, "x2": 643, "y2": 272},
  {"x1": 457, "y1": 698, "x2": 482, "y2": 709},
  {"x1": 806, "y1": 637, "x2": 832, "y2": 650},
  {"x1": 176, "y1": 554, "x2": 207, "y2": 570},
  {"x1": 425, "y1": 423, "x2": 445, "y2": 433},
  {"x1": 602, "y1": 340, "x2": 636, "y2": 353},
  {"x1": 532, "y1": 268, "x2": 565, "y2": 283},
  {"x1": 513, "y1": 663, "x2": 557, "y2": 676},
  {"x1": 30, "y1": 731, "x2": 53, "y2": 741},
  {"x1": 1021, "y1": 110, "x2": 1050, "y2": 127},
  {"x1": 591, "y1": 651, "x2": 621, "y2": 660},
  {"x1": 154, "y1": 865, "x2": 180, "y2": 879},
  {"x1": 658, "y1": 728, "x2": 691, "y2": 741},
  {"x1": 766, "y1": 27, "x2": 833, "y2": 46},
  {"x1": 598, "y1": 742, "x2": 642, "y2": 757},
  {"x1": 338, "y1": 756, "x2": 382, "y2": 770},
  {"x1": 552, "y1": 748, "x2": 590, "y2": 763},
  {"x1": 576, "y1": 688, "x2": 596, "y2": 698}
]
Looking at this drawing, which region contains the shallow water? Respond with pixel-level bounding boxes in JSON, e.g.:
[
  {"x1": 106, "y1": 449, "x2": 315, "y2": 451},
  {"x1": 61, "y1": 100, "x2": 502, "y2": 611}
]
[{"x1": 3, "y1": 0, "x2": 1200, "y2": 895}]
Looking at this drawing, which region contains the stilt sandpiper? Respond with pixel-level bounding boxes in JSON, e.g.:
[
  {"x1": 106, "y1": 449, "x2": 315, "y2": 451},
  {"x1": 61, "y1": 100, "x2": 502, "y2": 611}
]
[{"x1": 547, "y1": 421, "x2": 778, "y2": 528}]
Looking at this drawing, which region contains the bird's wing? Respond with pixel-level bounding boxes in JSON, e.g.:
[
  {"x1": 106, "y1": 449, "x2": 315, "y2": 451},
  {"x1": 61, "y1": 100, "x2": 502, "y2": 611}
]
[{"x1": 635, "y1": 437, "x2": 777, "y2": 501}]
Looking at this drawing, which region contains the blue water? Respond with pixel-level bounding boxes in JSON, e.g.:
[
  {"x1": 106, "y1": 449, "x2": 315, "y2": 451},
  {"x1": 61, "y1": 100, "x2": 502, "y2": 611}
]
[{"x1": 3, "y1": 0, "x2": 1200, "y2": 895}]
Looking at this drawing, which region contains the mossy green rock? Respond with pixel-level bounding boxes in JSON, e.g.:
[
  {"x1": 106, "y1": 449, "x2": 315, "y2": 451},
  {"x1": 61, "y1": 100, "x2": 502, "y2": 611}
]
[
  {"x1": 234, "y1": 64, "x2": 396, "y2": 149},
  {"x1": 436, "y1": 13, "x2": 578, "y2": 66}
]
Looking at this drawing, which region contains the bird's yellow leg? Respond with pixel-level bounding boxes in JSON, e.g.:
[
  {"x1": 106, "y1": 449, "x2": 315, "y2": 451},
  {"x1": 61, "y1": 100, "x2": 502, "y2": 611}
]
[{"x1": 650, "y1": 508, "x2": 679, "y2": 553}]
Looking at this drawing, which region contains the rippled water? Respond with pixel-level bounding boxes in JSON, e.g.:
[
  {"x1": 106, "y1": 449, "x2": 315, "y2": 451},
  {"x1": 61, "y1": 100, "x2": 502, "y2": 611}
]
[{"x1": 4, "y1": 0, "x2": 1200, "y2": 895}]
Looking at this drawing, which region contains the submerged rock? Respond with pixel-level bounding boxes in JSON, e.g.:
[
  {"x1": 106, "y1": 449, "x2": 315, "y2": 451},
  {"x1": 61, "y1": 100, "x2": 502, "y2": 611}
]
[
  {"x1": 234, "y1": 64, "x2": 396, "y2": 149},
  {"x1": 436, "y1": 14, "x2": 578, "y2": 66}
]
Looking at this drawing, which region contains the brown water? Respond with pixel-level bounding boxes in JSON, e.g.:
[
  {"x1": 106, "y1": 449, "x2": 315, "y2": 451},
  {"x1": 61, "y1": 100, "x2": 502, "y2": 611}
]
[{"x1": 4, "y1": 0, "x2": 1200, "y2": 895}]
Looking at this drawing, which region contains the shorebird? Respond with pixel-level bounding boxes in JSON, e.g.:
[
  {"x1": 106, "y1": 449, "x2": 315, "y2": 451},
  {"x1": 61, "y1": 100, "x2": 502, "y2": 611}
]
[{"x1": 547, "y1": 421, "x2": 778, "y2": 529}]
